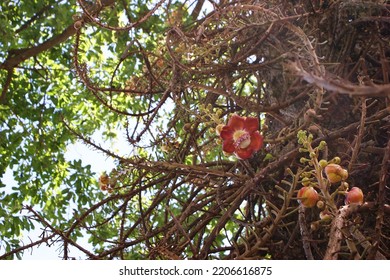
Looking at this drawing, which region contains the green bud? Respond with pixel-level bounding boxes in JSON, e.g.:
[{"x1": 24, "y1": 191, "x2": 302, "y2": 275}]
[
  {"x1": 264, "y1": 153, "x2": 274, "y2": 161},
  {"x1": 318, "y1": 141, "x2": 327, "y2": 150},
  {"x1": 301, "y1": 177, "x2": 310, "y2": 186},
  {"x1": 340, "y1": 182, "x2": 349, "y2": 191},
  {"x1": 300, "y1": 157, "x2": 308, "y2": 164},
  {"x1": 332, "y1": 157, "x2": 341, "y2": 164},
  {"x1": 301, "y1": 172, "x2": 312, "y2": 178},
  {"x1": 319, "y1": 159, "x2": 328, "y2": 168},
  {"x1": 297, "y1": 130, "x2": 307, "y2": 144}
]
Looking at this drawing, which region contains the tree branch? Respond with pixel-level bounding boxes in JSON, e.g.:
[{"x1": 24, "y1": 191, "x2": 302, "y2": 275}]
[
  {"x1": 0, "y1": 0, "x2": 119, "y2": 71},
  {"x1": 0, "y1": 232, "x2": 57, "y2": 260},
  {"x1": 324, "y1": 202, "x2": 389, "y2": 260},
  {"x1": 288, "y1": 61, "x2": 390, "y2": 98},
  {"x1": 324, "y1": 205, "x2": 355, "y2": 260},
  {"x1": 299, "y1": 205, "x2": 314, "y2": 260},
  {"x1": 190, "y1": 0, "x2": 205, "y2": 20},
  {"x1": 368, "y1": 138, "x2": 390, "y2": 259},
  {"x1": 0, "y1": 24, "x2": 77, "y2": 71}
]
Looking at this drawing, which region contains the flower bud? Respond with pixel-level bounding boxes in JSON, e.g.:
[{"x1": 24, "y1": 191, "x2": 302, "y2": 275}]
[
  {"x1": 319, "y1": 211, "x2": 332, "y2": 221},
  {"x1": 311, "y1": 221, "x2": 320, "y2": 231},
  {"x1": 332, "y1": 157, "x2": 341, "y2": 164},
  {"x1": 340, "y1": 182, "x2": 349, "y2": 191},
  {"x1": 300, "y1": 157, "x2": 309, "y2": 164},
  {"x1": 99, "y1": 173, "x2": 109, "y2": 185},
  {"x1": 308, "y1": 125, "x2": 321, "y2": 134},
  {"x1": 72, "y1": 14, "x2": 81, "y2": 21},
  {"x1": 161, "y1": 144, "x2": 170, "y2": 153},
  {"x1": 297, "y1": 186, "x2": 319, "y2": 208},
  {"x1": 156, "y1": 58, "x2": 164, "y2": 68},
  {"x1": 183, "y1": 123, "x2": 192, "y2": 132},
  {"x1": 324, "y1": 163, "x2": 348, "y2": 183},
  {"x1": 345, "y1": 187, "x2": 364, "y2": 205},
  {"x1": 316, "y1": 200, "x2": 325, "y2": 209},
  {"x1": 318, "y1": 141, "x2": 327, "y2": 150},
  {"x1": 304, "y1": 109, "x2": 317, "y2": 123},
  {"x1": 73, "y1": 20, "x2": 83, "y2": 30},
  {"x1": 319, "y1": 159, "x2": 328, "y2": 168},
  {"x1": 301, "y1": 177, "x2": 311, "y2": 187}
]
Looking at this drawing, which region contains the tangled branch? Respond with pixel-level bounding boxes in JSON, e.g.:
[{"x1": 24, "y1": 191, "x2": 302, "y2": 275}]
[{"x1": 6, "y1": 0, "x2": 389, "y2": 260}]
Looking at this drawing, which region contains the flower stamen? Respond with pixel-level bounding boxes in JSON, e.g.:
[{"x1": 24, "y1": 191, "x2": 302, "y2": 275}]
[{"x1": 233, "y1": 130, "x2": 251, "y2": 149}]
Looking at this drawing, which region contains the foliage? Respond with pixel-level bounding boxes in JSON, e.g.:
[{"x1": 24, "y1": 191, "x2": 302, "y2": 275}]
[{"x1": 1, "y1": 0, "x2": 389, "y2": 260}]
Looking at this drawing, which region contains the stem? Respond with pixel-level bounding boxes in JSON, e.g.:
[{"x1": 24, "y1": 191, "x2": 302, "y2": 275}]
[{"x1": 307, "y1": 142, "x2": 337, "y2": 212}]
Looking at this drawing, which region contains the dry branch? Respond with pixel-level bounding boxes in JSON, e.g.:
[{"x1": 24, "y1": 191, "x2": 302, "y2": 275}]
[{"x1": 289, "y1": 62, "x2": 390, "y2": 97}]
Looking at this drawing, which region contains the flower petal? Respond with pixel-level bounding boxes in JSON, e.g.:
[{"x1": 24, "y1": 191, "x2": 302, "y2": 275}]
[
  {"x1": 243, "y1": 116, "x2": 259, "y2": 133},
  {"x1": 235, "y1": 148, "x2": 253, "y2": 160},
  {"x1": 249, "y1": 131, "x2": 263, "y2": 152},
  {"x1": 220, "y1": 126, "x2": 234, "y2": 141},
  {"x1": 222, "y1": 139, "x2": 235, "y2": 153},
  {"x1": 227, "y1": 114, "x2": 245, "y2": 131}
]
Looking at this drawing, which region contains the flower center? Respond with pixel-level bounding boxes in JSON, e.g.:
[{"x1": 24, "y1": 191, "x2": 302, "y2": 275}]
[{"x1": 232, "y1": 130, "x2": 251, "y2": 149}]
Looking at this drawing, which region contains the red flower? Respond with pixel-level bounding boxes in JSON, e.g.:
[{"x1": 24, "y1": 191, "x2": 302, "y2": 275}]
[{"x1": 219, "y1": 114, "x2": 263, "y2": 159}]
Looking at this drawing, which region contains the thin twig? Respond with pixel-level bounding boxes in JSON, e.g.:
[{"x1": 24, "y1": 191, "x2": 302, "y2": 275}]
[{"x1": 348, "y1": 98, "x2": 367, "y2": 171}]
